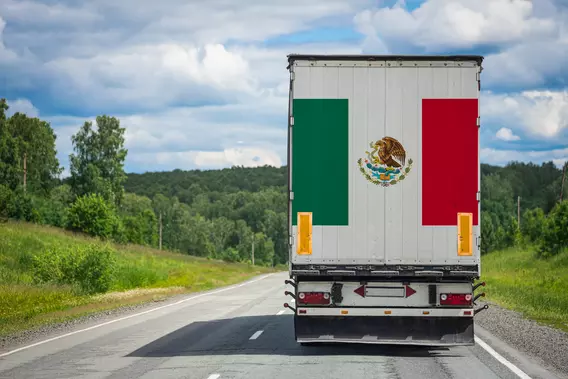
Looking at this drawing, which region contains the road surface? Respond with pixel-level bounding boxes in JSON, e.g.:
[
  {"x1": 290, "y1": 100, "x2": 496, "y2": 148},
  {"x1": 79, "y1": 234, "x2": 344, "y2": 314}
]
[{"x1": 0, "y1": 273, "x2": 562, "y2": 379}]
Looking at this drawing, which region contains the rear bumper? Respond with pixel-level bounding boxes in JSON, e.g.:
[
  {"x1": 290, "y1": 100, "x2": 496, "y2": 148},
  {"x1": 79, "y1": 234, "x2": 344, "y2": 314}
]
[{"x1": 294, "y1": 315, "x2": 474, "y2": 346}]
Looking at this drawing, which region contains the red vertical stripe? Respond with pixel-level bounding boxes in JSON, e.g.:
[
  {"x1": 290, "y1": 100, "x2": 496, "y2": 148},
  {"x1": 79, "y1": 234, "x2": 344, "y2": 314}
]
[{"x1": 422, "y1": 99, "x2": 479, "y2": 226}]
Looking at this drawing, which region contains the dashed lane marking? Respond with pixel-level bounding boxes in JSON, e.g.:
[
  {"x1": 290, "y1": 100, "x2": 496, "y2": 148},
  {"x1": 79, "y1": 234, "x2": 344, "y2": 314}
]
[{"x1": 249, "y1": 330, "x2": 264, "y2": 340}]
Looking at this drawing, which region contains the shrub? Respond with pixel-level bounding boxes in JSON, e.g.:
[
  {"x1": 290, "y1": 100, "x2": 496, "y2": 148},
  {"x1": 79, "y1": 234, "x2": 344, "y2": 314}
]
[
  {"x1": 31, "y1": 244, "x2": 116, "y2": 294},
  {"x1": 221, "y1": 247, "x2": 240, "y2": 263},
  {"x1": 522, "y1": 208, "x2": 546, "y2": 243},
  {"x1": 0, "y1": 184, "x2": 13, "y2": 221},
  {"x1": 31, "y1": 194, "x2": 68, "y2": 228},
  {"x1": 10, "y1": 190, "x2": 34, "y2": 222},
  {"x1": 74, "y1": 244, "x2": 115, "y2": 294},
  {"x1": 66, "y1": 193, "x2": 120, "y2": 239},
  {"x1": 538, "y1": 200, "x2": 568, "y2": 258}
]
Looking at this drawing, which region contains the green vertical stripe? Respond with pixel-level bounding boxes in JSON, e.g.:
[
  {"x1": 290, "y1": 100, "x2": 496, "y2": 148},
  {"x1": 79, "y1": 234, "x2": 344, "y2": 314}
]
[{"x1": 292, "y1": 98, "x2": 349, "y2": 226}]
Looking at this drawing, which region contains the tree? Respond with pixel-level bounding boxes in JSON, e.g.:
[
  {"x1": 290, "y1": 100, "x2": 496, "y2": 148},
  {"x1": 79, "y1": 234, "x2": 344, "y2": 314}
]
[
  {"x1": 69, "y1": 115, "x2": 128, "y2": 206},
  {"x1": 119, "y1": 193, "x2": 158, "y2": 246},
  {"x1": 262, "y1": 209, "x2": 288, "y2": 264},
  {"x1": 538, "y1": 200, "x2": 568, "y2": 258},
  {"x1": 521, "y1": 208, "x2": 546, "y2": 244},
  {"x1": 6, "y1": 113, "x2": 62, "y2": 194},
  {"x1": 0, "y1": 100, "x2": 24, "y2": 190},
  {"x1": 66, "y1": 193, "x2": 121, "y2": 239}
]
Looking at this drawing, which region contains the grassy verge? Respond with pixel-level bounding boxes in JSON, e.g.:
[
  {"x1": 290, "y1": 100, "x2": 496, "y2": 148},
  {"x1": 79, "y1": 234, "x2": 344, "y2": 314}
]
[
  {"x1": 0, "y1": 221, "x2": 276, "y2": 337},
  {"x1": 481, "y1": 246, "x2": 568, "y2": 332}
]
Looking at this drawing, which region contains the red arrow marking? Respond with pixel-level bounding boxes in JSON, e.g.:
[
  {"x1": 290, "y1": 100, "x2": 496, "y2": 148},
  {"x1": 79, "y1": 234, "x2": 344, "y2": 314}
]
[
  {"x1": 405, "y1": 285, "x2": 416, "y2": 298},
  {"x1": 354, "y1": 285, "x2": 365, "y2": 298}
]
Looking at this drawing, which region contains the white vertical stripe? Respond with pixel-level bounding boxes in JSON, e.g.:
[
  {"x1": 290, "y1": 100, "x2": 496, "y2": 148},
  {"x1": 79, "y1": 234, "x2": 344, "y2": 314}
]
[
  {"x1": 338, "y1": 66, "x2": 354, "y2": 263},
  {"x1": 352, "y1": 66, "x2": 369, "y2": 264},
  {"x1": 366, "y1": 65, "x2": 387, "y2": 264},
  {"x1": 401, "y1": 66, "x2": 419, "y2": 264},
  {"x1": 384, "y1": 65, "x2": 404, "y2": 263},
  {"x1": 417, "y1": 66, "x2": 435, "y2": 262}
]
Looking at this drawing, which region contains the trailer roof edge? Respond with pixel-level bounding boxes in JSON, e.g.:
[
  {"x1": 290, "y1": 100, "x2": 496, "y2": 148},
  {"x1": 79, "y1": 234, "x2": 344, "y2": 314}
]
[{"x1": 287, "y1": 54, "x2": 484, "y2": 66}]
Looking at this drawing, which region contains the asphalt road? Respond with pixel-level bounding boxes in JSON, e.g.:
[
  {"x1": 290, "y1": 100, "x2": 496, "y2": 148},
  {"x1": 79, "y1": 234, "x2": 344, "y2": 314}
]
[{"x1": 0, "y1": 273, "x2": 563, "y2": 379}]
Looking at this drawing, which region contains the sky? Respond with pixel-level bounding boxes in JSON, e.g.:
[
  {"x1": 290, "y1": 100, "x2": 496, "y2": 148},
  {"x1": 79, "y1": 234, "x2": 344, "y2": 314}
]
[{"x1": 1, "y1": 0, "x2": 567, "y2": 175}]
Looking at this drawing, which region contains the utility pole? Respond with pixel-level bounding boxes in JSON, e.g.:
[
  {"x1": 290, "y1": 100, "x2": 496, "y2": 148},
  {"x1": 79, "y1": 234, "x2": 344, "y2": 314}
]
[
  {"x1": 560, "y1": 163, "x2": 566, "y2": 202},
  {"x1": 23, "y1": 153, "x2": 27, "y2": 193},
  {"x1": 517, "y1": 196, "x2": 521, "y2": 227},
  {"x1": 159, "y1": 211, "x2": 163, "y2": 250},
  {"x1": 251, "y1": 234, "x2": 255, "y2": 265}
]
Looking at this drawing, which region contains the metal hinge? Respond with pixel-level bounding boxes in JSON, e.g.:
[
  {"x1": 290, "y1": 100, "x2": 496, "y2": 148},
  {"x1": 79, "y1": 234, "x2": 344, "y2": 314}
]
[
  {"x1": 290, "y1": 71, "x2": 295, "y2": 81},
  {"x1": 289, "y1": 236, "x2": 294, "y2": 246},
  {"x1": 289, "y1": 191, "x2": 294, "y2": 201},
  {"x1": 290, "y1": 116, "x2": 294, "y2": 126},
  {"x1": 476, "y1": 117, "x2": 480, "y2": 127},
  {"x1": 477, "y1": 191, "x2": 481, "y2": 202},
  {"x1": 476, "y1": 71, "x2": 481, "y2": 91}
]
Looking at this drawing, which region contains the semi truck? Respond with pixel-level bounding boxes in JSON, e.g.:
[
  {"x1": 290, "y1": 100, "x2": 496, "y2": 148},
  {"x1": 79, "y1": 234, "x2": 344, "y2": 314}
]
[{"x1": 283, "y1": 54, "x2": 488, "y2": 346}]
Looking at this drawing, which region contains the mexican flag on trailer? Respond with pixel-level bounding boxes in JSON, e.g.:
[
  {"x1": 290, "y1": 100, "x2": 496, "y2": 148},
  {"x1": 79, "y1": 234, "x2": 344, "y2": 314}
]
[{"x1": 290, "y1": 63, "x2": 480, "y2": 266}]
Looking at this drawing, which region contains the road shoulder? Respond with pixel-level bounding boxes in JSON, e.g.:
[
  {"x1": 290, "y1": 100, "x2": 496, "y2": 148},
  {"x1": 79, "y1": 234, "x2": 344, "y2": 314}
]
[
  {"x1": 0, "y1": 273, "x2": 276, "y2": 354},
  {"x1": 476, "y1": 301, "x2": 568, "y2": 379}
]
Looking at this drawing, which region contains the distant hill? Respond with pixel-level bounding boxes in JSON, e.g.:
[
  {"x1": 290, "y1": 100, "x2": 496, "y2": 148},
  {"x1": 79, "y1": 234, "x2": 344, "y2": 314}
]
[
  {"x1": 125, "y1": 165, "x2": 287, "y2": 203},
  {"x1": 124, "y1": 162, "x2": 563, "y2": 213}
]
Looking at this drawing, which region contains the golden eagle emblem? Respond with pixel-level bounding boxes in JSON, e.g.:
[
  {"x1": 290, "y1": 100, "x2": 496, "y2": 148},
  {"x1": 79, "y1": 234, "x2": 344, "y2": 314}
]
[{"x1": 357, "y1": 136, "x2": 413, "y2": 187}]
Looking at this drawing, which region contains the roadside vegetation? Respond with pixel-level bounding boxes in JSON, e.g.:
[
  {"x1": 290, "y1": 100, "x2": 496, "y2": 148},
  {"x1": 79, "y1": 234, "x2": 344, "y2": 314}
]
[
  {"x1": 0, "y1": 222, "x2": 274, "y2": 336},
  {"x1": 1, "y1": 97, "x2": 567, "y2": 335},
  {"x1": 482, "y1": 247, "x2": 568, "y2": 332}
]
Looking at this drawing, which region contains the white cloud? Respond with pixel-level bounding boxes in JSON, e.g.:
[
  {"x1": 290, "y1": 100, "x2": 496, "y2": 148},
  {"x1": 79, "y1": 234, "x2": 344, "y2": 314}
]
[
  {"x1": 482, "y1": 90, "x2": 568, "y2": 139},
  {"x1": 0, "y1": 17, "x2": 17, "y2": 62},
  {"x1": 496, "y1": 127, "x2": 520, "y2": 141},
  {"x1": 44, "y1": 43, "x2": 258, "y2": 112},
  {"x1": 354, "y1": 0, "x2": 557, "y2": 52},
  {"x1": 354, "y1": 0, "x2": 568, "y2": 90},
  {"x1": 481, "y1": 146, "x2": 568, "y2": 168},
  {"x1": 47, "y1": 94, "x2": 288, "y2": 172},
  {"x1": 5, "y1": 98, "x2": 39, "y2": 118},
  {"x1": 0, "y1": 0, "x2": 370, "y2": 58},
  {"x1": 195, "y1": 147, "x2": 282, "y2": 168},
  {"x1": 3, "y1": 0, "x2": 568, "y2": 174},
  {"x1": 129, "y1": 147, "x2": 282, "y2": 171}
]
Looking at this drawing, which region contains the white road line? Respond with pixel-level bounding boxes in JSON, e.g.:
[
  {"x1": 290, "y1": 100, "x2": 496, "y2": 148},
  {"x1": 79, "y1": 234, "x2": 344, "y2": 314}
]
[
  {"x1": 207, "y1": 374, "x2": 220, "y2": 379},
  {"x1": 249, "y1": 330, "x2": 264, "y2": 340},
  {"x1": 475, "y1": 336, "x2": 532, "y2": 379},
  {"x1": 0, "y1": 274, "x2": 274, "y2": 358},
  {"x1": 276, "y1": 310, "x2": 285, "y2": 315}
]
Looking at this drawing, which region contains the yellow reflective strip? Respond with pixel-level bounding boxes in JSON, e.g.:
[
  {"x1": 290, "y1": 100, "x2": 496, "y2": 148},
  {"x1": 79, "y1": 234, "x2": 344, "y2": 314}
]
[
  {"x1": 457, "y1": 212, "x2": 473, "y2": 256},
  {"x1": 297, "y1": 212, "x2": 312, "y2": 255}
]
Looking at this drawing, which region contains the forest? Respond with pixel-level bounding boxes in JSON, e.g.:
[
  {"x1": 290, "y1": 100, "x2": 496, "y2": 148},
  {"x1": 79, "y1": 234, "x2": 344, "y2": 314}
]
[{"x1": 1, "y1": 97, "x2": 567, "y2": 266}]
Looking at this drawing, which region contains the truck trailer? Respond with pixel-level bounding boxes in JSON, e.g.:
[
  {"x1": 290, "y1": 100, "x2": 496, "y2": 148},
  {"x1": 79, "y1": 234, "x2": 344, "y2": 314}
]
[{"x1": 283, "y1": 54, "x2": 487, "y2": 346}]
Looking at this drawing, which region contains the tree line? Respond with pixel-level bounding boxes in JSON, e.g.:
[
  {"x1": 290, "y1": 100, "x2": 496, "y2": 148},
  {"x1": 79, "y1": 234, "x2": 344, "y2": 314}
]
[
  {"x1": 0, "y1": 99, "x2": 286, "y2": 267},
  {"x1": 0, "y1": 97, "x2": 567, "y2": 264}
]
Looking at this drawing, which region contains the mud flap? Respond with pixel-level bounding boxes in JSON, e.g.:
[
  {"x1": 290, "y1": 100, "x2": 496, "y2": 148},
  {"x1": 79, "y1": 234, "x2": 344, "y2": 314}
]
[{"x1": 294, "y1": 315, "x2": 474, "y2": 346}]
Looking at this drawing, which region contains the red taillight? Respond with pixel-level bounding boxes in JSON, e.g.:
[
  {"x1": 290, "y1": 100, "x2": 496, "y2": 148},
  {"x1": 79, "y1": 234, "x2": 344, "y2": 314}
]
[
  {"x1": 297, "y1": 292, "x2": 330, "y2": 305},
  {"x1": 440, "y1": 293, "x2": 472, "y2": 306}
]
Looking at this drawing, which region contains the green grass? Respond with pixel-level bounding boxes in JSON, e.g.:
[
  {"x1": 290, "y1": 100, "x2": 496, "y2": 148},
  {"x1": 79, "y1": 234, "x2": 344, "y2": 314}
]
[
  {"x1": 481, "y1": 246, "x2": 568, "y2": 332},
  {"x1": 0, "y1": 221, "x2": 276, "y2": 336}
]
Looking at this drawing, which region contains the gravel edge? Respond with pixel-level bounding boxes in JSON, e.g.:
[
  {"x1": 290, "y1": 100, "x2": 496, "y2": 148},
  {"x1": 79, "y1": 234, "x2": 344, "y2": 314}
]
[{"x1": 476, "y1": 300, "x2": 568, "y2": 378}]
